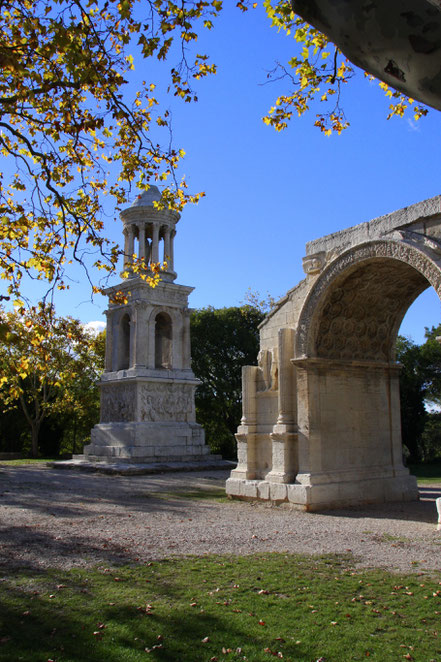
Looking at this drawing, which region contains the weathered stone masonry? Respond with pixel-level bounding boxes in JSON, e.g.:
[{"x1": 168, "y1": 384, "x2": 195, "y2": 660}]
[
  {"x1": 85, "y1": 186, "x2": 212, "y2": 464},
  {"x1": 226, "y1": 196, "x2": 441, "y2": 509}
]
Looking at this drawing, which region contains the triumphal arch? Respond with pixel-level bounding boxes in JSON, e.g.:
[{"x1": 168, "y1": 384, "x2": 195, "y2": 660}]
[{"x1": 226, "y1": 196, "x2": 441, "y2": 510}]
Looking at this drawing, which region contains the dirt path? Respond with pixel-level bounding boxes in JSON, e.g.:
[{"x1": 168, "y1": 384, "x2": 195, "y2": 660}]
[{"x1": 0, "y1": 465, "x2": 440, "y2": 574}]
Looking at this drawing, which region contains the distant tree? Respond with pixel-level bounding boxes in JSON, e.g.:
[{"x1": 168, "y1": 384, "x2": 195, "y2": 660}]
[
  {"x1": 0, "y1": 304, "x2": 103, "y2": 457},
  {"x1": 396, "y1": 335, "x2": 427, "y2": 464},
  {"x1": 420, "y1": 412, "x2": 441, "y2": 464},
  {"x1": 191, "y1": 306, "x2": 264, "y2": 458},
  {"x1": 0, "y1": 401, "x2": 28, "y2": 454},
  {"x1": 396, "y1": 326, "x2": 441, "y2": 463},
  {"x1": 242, "y1": 288, "x2": 278, "y2": 314},
  {"x1": 419, "y1": 324, "x2": 441, "y2": 409}
]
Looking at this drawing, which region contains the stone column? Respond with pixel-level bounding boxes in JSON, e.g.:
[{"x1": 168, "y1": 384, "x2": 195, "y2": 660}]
[
  {"x1": 127, "y1": 225, "x2": 135, "y2": 261},
  {"x1": 123, "y1": 228, "x2": 130, "y2": 267},
  {"x1": 230, "y1": 366, "x2": 259, "y2": 480},
  {"x1": 170, "y1": 230, "x2": 176, "y2": 271},
  {"x1": 267, "y1": 328, "x2": 297, "y2": 483},
  {"x1": 138, "y1": 223, "x2": 146, "y2": 262},
  {"x1": 151, "y1": 223, "x2": 159, "y2": 263},
  {"x1": 163, "y1": 226, "x2": 171, "y2": 265}
]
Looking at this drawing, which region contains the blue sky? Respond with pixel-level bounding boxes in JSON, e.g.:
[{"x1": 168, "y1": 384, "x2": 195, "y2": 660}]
[{"x1": 17, "y1": 4, "x2": 441, "y2": 344}]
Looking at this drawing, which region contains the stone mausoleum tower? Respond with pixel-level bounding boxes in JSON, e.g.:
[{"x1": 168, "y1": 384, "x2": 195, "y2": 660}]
[{"x1": 84, "y1": 186, "x2": 212, "y2": 464}]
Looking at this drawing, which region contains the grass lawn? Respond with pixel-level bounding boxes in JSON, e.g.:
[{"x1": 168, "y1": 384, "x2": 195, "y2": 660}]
[
  {"x1": 0, "y1": 457, "x2": 59, "y2": 466},
  {"x1": 409, "y1": 463, "x2": 441, "y2": 485},
  {"x1": 1, "y1": 554, "x2": 441, "y2": 662}
]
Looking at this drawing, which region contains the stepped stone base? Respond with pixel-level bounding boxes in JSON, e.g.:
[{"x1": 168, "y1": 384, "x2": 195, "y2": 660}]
[
  {"x1": 226, "y1": 467, "x2": 418, "y2": 511},
  {"x1": 84, "y1": 421, "x2": 211, "y2": 464},
  {"x1": 48, "y1": 457, "x2": 231, "y2": 475}
]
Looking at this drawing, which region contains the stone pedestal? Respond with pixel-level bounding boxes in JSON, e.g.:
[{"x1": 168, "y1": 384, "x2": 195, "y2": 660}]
[{"x1": 85, "y1": 371, "x2": 209, "y2": 463}]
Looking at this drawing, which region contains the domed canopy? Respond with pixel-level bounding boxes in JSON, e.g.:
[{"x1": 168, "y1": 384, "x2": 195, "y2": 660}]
[{"x1": 131, "y1": 186, "x2": 162, "y2": 208}]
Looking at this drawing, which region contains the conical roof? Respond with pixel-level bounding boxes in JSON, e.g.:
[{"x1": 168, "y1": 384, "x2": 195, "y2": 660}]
[{"x1": 130, "y1": 186, "x2": 162, "y2": 207}]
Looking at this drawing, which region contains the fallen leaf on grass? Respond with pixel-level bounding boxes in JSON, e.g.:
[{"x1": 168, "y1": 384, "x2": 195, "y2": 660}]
[
  {"x1": 145, "y1": 644, "x2": 163, "y2": 653},
  {"x1": 264, "y1": 648, "x2": 283, "y2": 657}
]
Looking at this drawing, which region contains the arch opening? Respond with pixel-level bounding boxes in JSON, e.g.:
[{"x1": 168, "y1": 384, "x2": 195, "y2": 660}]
[
  {"x1": 312, "y1": 258, "x2": 430, "y2": 363},
  {"x1": 155, "y1": 312, "x2": 172, "y2": 369},
  {"x1": 118, "y1": 313, "x2": 131, "y2": 370}
]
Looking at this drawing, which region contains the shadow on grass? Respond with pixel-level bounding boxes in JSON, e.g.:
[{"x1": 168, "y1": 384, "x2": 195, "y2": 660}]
[
  {"x1": 2, "y1": 554, "x2": 441, "y2": 662},
  {"x1": 0, "y1": 560, "x2": 317, "y2": 662}
]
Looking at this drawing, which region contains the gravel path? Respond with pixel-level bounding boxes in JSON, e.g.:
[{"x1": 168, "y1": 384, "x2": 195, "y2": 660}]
[{"x1": 0, "y1": 465, "x2": 440, "y2": 574}]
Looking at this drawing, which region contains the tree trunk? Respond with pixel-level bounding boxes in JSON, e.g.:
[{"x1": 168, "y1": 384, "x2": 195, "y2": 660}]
[
  {"x1": 72, "y1": 413, "x2": 77, "y2": 455},
  {"x1": 30, "y1": 422, "x2": 40, "y2": 458}
]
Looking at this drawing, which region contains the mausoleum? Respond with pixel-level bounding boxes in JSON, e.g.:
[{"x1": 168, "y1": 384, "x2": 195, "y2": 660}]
[
  {"x1": 84, "y1": 186, "x2": 212, "y2": 464},
  {"x1": 226, "y1": 196, "x2": 441, "y2": 510}
]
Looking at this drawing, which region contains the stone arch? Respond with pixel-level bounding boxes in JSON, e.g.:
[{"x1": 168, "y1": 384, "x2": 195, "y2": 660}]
[
  {"x1": 117, "y1": 312, "x2": 131, "y2": 370},
  {"x1": 155, "y1": 311, "x2": 173, "y2": 369},
  {"x1": 296, "y1": 239, "x2": 441, "y2": 361}
]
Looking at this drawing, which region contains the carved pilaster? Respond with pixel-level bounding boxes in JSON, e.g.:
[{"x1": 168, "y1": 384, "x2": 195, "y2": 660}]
[
  {"x1": 230, "y1": 366, "x2": 259, "y2": 480},
  {"x1": 129, "y1": 312, "x2": 136, "y2": 369},
  {"x1": 241, "y1": 365, "x2": 258, "y2": 426},
  {"x1": 277, "y1": 327, "x2": 295, "y2": 426},
  {"x1": 104, "y1": 309, "x2": 113, "y2": 372},
  {"x1": 266, "y1": 327, "x2": 298, "y2": 483}
]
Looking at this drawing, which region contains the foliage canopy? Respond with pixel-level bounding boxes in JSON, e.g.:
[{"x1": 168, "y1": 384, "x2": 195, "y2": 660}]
[
  {"x1": 0, "y1": 0, "x2": 431, "y2": 303},
  {"x1": 396, "y1": 325, "x2": 441, "y2": 463},
  {"x1": 0, "y1": 303, "x2": 103, "y2": 456}
]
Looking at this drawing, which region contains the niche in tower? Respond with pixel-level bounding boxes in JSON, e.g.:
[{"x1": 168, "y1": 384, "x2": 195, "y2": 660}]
[
  {"x1": 155, "y1": 312, "x2": 172, "y2": 369},
  {"x1": 118, "y1": 313, "x2": 131, "y2": 370}
]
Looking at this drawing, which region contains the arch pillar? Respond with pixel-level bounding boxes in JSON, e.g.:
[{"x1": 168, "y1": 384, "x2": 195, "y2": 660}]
[{"x1": 266, "y1": 327, "x2": 298, "y2": 485}]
